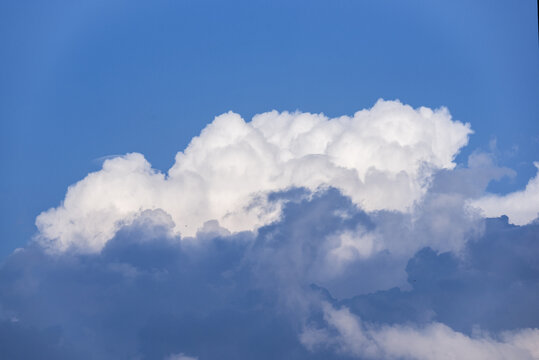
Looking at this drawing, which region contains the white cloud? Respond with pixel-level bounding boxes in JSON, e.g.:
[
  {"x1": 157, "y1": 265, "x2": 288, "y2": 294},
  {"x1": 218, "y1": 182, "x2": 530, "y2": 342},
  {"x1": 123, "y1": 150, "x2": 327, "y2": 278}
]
[
  {"x1": 327, "y1": 225, "x2": 378, "y2": 266},
  {"x1": 36, "y1": 100, "x2": 471, "y2": 253},
  {"x1": 164, "y1": 353, "x2": 198, "y2": 360},
  {"x1": 470, "y1": 162, "x2": 539, "y2": 225},
  {"x1": 301, "y1": 303, "x2": 539, "y2": 360}
]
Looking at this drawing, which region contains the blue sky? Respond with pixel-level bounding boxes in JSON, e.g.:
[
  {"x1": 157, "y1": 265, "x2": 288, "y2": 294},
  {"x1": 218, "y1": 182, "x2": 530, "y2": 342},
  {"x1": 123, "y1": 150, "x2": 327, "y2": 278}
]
[
  {"x1": 1, "y1": 0, "x2": 538, "y2": 256},
  {"x1": 1, "y1": 1, "x2": 538, "y2": 359}
]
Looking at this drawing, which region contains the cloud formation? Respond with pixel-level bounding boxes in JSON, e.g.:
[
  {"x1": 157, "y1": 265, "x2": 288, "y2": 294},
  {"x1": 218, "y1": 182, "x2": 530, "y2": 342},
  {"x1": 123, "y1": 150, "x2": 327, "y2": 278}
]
[
  {"x1": 165, "y1": 353, "x2": 198, "y2": 360},
  {"x1": 36, "y1": 100, "x2": 471, "y2": 253},
  {"x1": 2, "y1": 188, "x2": 538, "y2": 359},
  {"x1": 2, "y1": 100, "x2": 538, "y2": 359},
  {"x1": 301, "y1": 303, "x2": 539, "y2": 360},
  {"x1": 301, "y1": 217, "x2": 539, "y2": 360},
  {"x1": 471, "y1": 162, "x2": 539, "y2": 225}
]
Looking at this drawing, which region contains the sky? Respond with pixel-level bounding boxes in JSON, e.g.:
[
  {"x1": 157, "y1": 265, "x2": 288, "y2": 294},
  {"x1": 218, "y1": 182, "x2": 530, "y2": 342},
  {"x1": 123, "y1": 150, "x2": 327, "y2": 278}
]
[{"x1": 0, "y1": 1, "x2": 538, "y2": 359}]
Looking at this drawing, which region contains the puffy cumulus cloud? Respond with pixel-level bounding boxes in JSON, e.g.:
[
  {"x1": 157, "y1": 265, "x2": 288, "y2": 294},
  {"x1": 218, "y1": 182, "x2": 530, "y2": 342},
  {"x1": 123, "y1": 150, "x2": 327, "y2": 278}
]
[
  {"x1": 36, "y1": 99, "x2": 471, "y2": 253},
  {"x1": 6, "y1": 100, "x2": 539, "y2": 359},
  {"x1": 301, "y1": 303, "x2": 539, "y2": 360},
  {"x1": 470, "y1": 162, "x2": 539, "y2": 225},
  {"x1": 1, "y1": 188, "x2": 538, "y2": 359}
]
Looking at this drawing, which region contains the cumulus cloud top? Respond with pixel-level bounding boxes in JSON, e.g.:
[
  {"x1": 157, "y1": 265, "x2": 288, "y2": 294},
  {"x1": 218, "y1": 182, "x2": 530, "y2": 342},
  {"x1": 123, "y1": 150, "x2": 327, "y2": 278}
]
[
  {"x1": 36, "y1": 99, "x2": 471, "y2": 253},
  {"x1": 470, "y1": 162, "x2": 539, "y2": 225}
]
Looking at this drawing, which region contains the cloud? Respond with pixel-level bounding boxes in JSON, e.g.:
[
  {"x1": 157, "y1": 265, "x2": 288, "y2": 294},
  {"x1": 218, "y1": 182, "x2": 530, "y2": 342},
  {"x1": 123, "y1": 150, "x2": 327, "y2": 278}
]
[
  {"x1": 2, "y1": 188, "x2": 538, "y2": 359},
  {"x1": 35, "y1": 99, "x2": 471, "y2": 253},
  {"x1": 3, "y1": 100, "x2": 538, "y2": 359},
  {"x1": 470, "y1": 162, "x2": 539, "y2": 225},
  {"x1": 299, "y1": 216, "x2": 539, "y2": 359},
  {"x1": 301, "y1": 303, "x2": 539, "y2": 360},
  {"x1": 430, "y1": 150, "x2": 515, "y2": 198},
  {"x1": 164, "y1": 353, "x2": 198, "y2": 360},
  {"x1": 0, "y1": 320, "x2": 82, "y2": 359},
  {"x1": 338, "y1": 217, "x2": 539, "y2": 333}
]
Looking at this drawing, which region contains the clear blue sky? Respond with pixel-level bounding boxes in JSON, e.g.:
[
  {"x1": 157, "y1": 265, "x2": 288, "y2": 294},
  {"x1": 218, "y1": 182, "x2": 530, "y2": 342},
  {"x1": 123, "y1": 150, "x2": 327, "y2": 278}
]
[{"x1": 1, "y1": 0, "x2": 538, "y2": 257}]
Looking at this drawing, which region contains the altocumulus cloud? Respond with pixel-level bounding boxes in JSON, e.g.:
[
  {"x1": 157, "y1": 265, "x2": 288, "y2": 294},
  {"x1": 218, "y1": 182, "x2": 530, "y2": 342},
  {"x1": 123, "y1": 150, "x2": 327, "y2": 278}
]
[{"x1": 1, "y1": 100, "x2": 538, "y2": 359}]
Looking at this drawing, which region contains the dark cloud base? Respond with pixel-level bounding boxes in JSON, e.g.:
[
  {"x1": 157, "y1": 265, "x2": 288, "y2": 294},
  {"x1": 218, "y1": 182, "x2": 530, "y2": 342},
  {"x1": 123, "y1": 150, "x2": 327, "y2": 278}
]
[
  {"x1": 336, "y1": 216, "x2": 539, "y2": 333},
  {"x1": 0, "y1": 189, "x2": 537, "y2": 359}
]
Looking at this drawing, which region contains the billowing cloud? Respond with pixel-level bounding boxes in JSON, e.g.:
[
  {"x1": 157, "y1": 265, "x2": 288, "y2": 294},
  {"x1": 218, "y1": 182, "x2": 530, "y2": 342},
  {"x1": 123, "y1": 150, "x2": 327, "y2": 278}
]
[
  {"x1": 470, "y1": 162, "x2": 539, "y2": 225},
  {"x1": 36, "y1": 100, "x2": 471, "y2": 253},
  {"x1": 2, "y1": 100, "x2": 538, "y2": 359}
]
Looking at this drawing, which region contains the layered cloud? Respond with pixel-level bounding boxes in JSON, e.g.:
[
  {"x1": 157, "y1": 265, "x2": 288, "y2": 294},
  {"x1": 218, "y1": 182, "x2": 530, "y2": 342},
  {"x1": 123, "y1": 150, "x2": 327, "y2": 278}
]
[{"x1": 36, "y1": 100, "x2": 471, "y2": 253}]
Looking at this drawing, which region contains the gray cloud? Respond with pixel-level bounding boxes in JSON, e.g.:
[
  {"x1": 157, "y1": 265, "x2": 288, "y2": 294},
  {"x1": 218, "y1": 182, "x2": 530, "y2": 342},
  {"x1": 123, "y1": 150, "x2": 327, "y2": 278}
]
[{"x1": 1, "y1": 187, "x2": 538, "y2": 359}]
